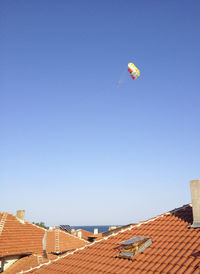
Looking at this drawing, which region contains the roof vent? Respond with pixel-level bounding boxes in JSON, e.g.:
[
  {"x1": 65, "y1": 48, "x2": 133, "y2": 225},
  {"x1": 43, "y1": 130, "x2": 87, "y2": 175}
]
[
  {"x1": 190, "y1": 180, "x2": 200, "y2": 228},
  {"x1": 117, "y1": 236, "x2": 152, "y2": 259}
]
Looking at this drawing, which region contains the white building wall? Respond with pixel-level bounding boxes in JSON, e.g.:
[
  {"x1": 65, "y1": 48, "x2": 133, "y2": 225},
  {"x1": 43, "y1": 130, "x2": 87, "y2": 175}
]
[{"x1": 2, "y1": 255, "x2": 20, "y2": 271}]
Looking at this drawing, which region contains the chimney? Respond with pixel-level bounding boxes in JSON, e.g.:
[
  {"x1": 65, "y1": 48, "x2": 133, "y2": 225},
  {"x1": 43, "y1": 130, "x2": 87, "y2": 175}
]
[
  {"x1": 16, "y1": 210, "x2": 25, "y2": 223},
  {"x1": 94, "y1": 228, "x2": 98, "y2": 235},
  {"x1": 78, "y1": 231, "x2": 82, "y2": 238},
  {"x1": 190, "y1": 180, "x2": 200, "y2": 228}
]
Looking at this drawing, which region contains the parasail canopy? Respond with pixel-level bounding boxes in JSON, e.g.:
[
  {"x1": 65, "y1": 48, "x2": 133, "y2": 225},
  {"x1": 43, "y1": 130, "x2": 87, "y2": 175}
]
[{"x1": 128, "y1": 63, "x2": 140, "y2": 80}]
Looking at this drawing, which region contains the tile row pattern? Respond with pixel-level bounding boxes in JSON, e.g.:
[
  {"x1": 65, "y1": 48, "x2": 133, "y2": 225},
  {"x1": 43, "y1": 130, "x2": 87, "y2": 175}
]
[
  {"x1": 46, "y1": 230, "x2": 87, "y2": 254},
  {"x1": 0, "y1": 213, "x2": 88, "y2": 258},
  {"x1": 0, "y1": 212, "x2": 88, "y2": 273},
  {"x1": 4, "y1": 254, "x2": 58, "y2": 274},
  {"x1": 27, "y1": 205, "x2": 200, "y2": 274},
  {"x1": 0, "y1": 213, "x2": 44, "y2": 257}
]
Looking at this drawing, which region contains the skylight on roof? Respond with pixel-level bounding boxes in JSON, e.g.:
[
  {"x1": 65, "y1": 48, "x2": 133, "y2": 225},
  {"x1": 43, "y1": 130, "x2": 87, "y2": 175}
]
[{"x1": 117, "y1": 236, "x2": 152, "y2": 259}]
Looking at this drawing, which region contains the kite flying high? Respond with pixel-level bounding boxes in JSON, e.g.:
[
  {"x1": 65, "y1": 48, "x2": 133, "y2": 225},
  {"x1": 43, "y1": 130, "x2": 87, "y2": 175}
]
[{"x1": 128, "y1": 62, "x2": 140, "y2": 80}]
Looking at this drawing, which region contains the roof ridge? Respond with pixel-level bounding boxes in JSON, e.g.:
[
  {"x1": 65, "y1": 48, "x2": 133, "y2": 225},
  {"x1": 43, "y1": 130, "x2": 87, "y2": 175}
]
[
  {"x1": 167, "y1": 203, "x2": 191, "y2": 214},
  {"x1": 0, "y1": 211, "x2": 47, "y2": 231},
  {"x1": 103, "y1": 204, "x2": 191, "y2": 239},
  {"x1": 22, "y1": 203, "x2": 191, "y2": 273},
  {"x1": 76, "y1": 228, "x2": 93, "y2": 233},
  {"x1": 56, "y1": 228, "x2": 89, "y2": 243},
  {"x1": 29, "y1": 221, "x2": 47, "y2": 231},
  {"x1": 0, "y1": 211, "x2": 16, "y2": 219},
  {"x1": 0, "y1": 212, "x2": 8, "y2": 236},
  {"x1": 21, "y1": 215, "x2": 163, "y2": 272}
]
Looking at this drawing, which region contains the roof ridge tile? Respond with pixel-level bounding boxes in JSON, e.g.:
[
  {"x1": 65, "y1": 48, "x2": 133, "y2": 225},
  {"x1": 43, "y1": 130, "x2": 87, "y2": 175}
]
[
  {"x1": 0, "y1": 212, "x2": 8, "y2": 236},
  {"x1": 58, "y1": 228, "x2": 89, "y2": 243}
]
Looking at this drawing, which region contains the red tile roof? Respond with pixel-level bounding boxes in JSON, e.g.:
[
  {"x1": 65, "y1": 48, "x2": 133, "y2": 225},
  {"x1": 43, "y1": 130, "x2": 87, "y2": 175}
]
[
  {"x1": 46, "y1": 229, "x2": 87, "y2": 253},
  {"x1": 73, "y1": 229, "x2": 94, "y2": 240},
  {"x1": 0, "y1": 212, "x2": 88, "y2": 259},
  {"x1": 26, "y1": 204, "x2": 200, "y2": 273},
  {"x1": 73, "y1": 229, "x2": 103, "y2": 241},
  {"x1": 4, "y1": 254, "x2": 57, "y2": 274},
  {"x1": 87, "y1": 232, "x2": 103, "y2": 240},
  {"x1": 0, "y1": 212, "x2": 44, "y2": 257}
]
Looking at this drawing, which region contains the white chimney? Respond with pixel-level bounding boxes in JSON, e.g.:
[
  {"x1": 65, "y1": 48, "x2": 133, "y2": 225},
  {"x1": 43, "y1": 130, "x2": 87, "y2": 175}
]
[
  {"x1": 78, "y1": 231, "x2": 82, "y2": 238},
  {"x1": 16, "y1": 210, "x2": 25, "y2": 223},
  {"x1": 190, "y1": 180, "x2": 200, "y2": 228},
  {"x1": 94, "y1": 228, "x2": 98, "y2": 235}
]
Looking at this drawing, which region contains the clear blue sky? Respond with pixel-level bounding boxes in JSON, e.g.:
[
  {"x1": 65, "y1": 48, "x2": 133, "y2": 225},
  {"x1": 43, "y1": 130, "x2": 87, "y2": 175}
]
[{"x1": 1, "y1": 0, "x2": 200, "y2": 226}]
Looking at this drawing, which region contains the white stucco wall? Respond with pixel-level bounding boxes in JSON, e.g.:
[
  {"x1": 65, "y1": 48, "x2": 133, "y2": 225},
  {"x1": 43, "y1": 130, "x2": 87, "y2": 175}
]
[{"x1": 2, "y1": 255, "x2": 20, "y2": 271}]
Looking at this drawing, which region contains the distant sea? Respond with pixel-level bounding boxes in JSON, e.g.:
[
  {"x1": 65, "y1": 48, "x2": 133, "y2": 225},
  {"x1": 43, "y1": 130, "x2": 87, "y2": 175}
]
[{"x1": 72, "y1": 225, "x2": 113, "y2": 233}]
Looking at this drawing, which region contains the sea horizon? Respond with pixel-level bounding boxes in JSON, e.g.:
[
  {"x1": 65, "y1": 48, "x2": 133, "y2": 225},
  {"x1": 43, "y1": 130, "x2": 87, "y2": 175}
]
[{"x1": 72, "y1": 225, "x2": 122, "y2": 233}]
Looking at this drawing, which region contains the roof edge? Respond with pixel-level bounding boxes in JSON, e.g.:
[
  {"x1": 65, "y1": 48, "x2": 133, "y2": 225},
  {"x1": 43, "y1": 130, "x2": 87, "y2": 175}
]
[
  {"x1": 0, "y1": 212, "x2": 8, "y2": 236},
  {"x1": 22, "y1": 203, "x2": 191, "y2": 273},
  {"x1": 0, "y1": 211, "x2": 47, "y2": 232},
  {"x1": 52, "y1": 228, "x2": 89, "y2": 244}
]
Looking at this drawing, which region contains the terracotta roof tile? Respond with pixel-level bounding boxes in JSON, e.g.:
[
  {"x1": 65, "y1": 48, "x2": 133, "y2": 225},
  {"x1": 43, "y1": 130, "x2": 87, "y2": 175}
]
[
  {"x1": 4, "y1": 254, "x2": 57, "y2": 274},
  {"x1": 25, "y1": 204, "x2": 200, "y2": 273},
  {"x1": 72, "y1": 229, "x2": 94, "y2": 241},
  {"x1": 0, "y1": 213, "x2": 88, "y2": 259},
  {"x1": 46, "y1": 229, "x2": 87, "y2": 253},
  {"x1": 0, "y1": 212, "x2": 89, "y2": 273},
  {"x1": 0, "y1": 212, "x2": 45, "y2": 257}
]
